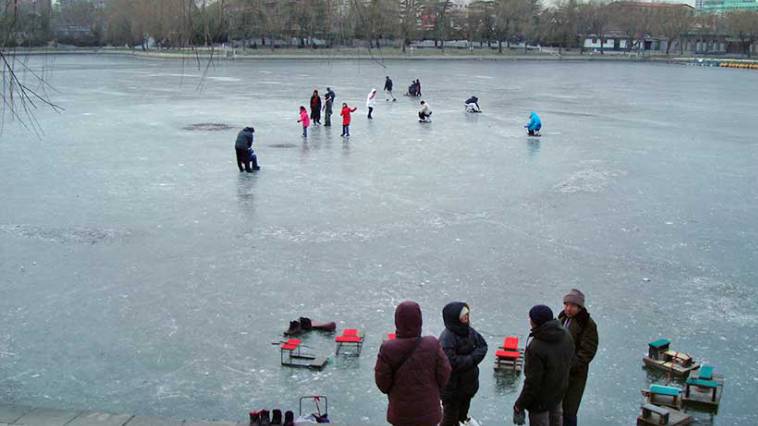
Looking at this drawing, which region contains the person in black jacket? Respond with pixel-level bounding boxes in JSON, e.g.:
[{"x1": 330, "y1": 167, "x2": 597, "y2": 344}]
[
  {"x1": 384, "y1": 76, "x2": 396, "y2": 101},
  {"x1": 234, "y1": 126, "x2": 255, "y2": 172},
  {"x1": 439, "y1": 302, "x2": 488, "y2": 426},
  {"x1": 514, "y1": 305, "x2": 574, "y2": 426},
  {"x1": 323, "y1": 87, "x2": 336, "y2": 127}
]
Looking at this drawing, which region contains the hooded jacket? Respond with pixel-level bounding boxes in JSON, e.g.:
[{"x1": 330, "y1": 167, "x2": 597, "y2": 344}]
[
  {"x1": 526, "y1": 112, "x2": 542, "y2": 131},
  {"x1": 234, "y1": 127, "x2": 254, "y2": 150},
  {"x1": 515, "y1": 319, "x2": 575, "y2": 413},
  {"x1": 375, "y1": 301, "x2": 452, "y2": 426},
  {"x1": 384, "y1": 78, "x2": 393, "y2": 91},
  {"x1": 439, "y1": 302, "x2": 488, "y2": 399},
  {"x1": 366, "y1": 90, "x2": 377, "y2": 108}
]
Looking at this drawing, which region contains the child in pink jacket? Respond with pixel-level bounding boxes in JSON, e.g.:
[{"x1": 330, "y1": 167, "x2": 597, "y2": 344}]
[{"x1": 297, "y1": 106, "x2": 310, "y2": 138}]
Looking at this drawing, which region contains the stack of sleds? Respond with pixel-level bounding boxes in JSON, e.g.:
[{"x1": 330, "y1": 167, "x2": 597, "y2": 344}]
[{"x1": 637, "y1": 338, "x2": 725, "y2": 425}]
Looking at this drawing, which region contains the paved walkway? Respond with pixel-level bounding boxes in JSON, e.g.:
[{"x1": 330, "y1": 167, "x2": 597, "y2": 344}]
[{"x1": 0, "y1": 404, "x2": 244, "y2": 426}]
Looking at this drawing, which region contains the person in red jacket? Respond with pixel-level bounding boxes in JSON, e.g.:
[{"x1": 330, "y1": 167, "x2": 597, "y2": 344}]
[
  {"x1": 375, "y1": 301, "x2": 452, "y2": 426},
  {"x1": 339, "y1": 103, "x2": 357, "y2": 137}
]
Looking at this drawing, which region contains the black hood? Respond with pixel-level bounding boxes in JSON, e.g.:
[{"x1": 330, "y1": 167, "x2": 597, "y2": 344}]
[
  {"x1": 531, "y1": 319, "x2": 568, "y2": 343},
  {"x1": 442, "y1": 302, "x2": 470, "y2": 337}
]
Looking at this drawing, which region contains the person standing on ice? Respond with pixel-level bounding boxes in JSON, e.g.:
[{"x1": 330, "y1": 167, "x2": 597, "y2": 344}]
[
  {"x1": 366, "y1": 88, "x2": 377, "y2": 119},
  {"x1": 525, "y1": 112, "x2": 542, "y2": 136},
  {"x1": 310, "y1": 90, "x2": 322, "y2": 125},
  {"x1": 384, "y1": 76, "x2": 396, "y2": 101},
  {"x1": 375, "y1": 300, "x2": 451, "y2": 426},
  {"x1": 323, "y1": 87, "x2": 336, "y2": 127},
  {"x1": 297, "y1": 106, "x2": 310, "y2": 138},
  {"x1": 514, "y1": 305, "x2": 574, "y2": 426},
  {"x1": 340, "y1": 103, "x2": 357, "y2": 137},
  {"x1": 439, "y1": 302, "x2": 488, "y2": 426},
  {"x1": 558, "y1": 289, "x2": 598, "y2": 426}
]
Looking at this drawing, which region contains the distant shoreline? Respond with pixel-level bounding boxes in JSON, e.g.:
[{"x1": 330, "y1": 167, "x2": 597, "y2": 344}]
[{"x1": 4, "y1": 47, "x2": 757, "y2": 65}]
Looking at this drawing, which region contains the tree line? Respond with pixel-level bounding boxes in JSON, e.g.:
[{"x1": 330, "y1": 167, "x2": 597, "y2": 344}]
[{"x1": 2, "y1": 0, "x2": 758, "y2": 56}]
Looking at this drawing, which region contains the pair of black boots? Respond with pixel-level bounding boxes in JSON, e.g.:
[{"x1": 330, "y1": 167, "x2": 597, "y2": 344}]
[
  {"x1": 249, "y1": 154, "x2": 261, "y2": 172},
  {"x1": 285, "y1": 317, "x2": 312, "y2": 335},
  {"x1": 249, "y1": 409, "x2": 294, "y2": 426}
]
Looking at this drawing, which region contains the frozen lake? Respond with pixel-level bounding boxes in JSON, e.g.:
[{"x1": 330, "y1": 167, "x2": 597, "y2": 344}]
[{"x1": 1, "y1": 55, "x2": 757, "y2": 425}]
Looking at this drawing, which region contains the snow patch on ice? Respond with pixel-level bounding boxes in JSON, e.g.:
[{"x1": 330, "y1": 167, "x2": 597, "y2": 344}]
[
  {"x1": 0, "y1": 224, "x2": 130, "y2": 245},
  {"x1": 679, "y1": 277, "x2": 758, "y2": 327},
  {"x1": 554, "y1": 162, "x2": 627, "y2": 193}
]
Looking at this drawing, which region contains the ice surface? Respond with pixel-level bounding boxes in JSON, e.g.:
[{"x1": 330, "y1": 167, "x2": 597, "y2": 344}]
[{"x1": 1, "y1": 55, "x2": 757, "y2": 424}]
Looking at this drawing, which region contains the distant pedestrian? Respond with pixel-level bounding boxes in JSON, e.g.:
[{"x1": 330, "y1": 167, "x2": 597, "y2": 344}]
[
  {"x1": 366, "y1": 88, "x2": 377, "y2": 119},
  {"x1": 340, "y1": 103, "x2": 357, "y2": 137},
  {"x1": 297, "y1": 106, "x2": 310, "y2": 138},
  {"x1": 323, "y1": 87, "x2": 336, "y2": 127},
  {"x1": 514, "y1": 305, "x2": 574, "y2": 426},
  {"x1": 384, "y1": 76, "x2": 396, "y2": 101},
  {"x1": 439, "y1": 302, "x2": 488, "y2": 426},
  {"x1": 310, "y1": 90, "x2": 322, "y2": 125},
  {"x1": 234, "y1": 126, "x2": 255, "y2": 172},
  {"x1": 558, "y1": 289, "x2": 598, "y2": 426},
  {"x1": 375, "y1": 300, "x2": 452, "y2": 426}
]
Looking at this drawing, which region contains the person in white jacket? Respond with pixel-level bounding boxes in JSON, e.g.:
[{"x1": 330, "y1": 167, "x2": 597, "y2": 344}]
[
  {"x1": 366, "y1": 88, "x2": 377, "y2": 119},
  {"x1": 418, "y1": 100, "x2": 432, "y2": 122}
]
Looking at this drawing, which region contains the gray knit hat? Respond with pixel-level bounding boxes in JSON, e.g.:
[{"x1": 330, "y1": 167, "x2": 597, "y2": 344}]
[{"x1": 563, "y1": 288, "x2": 585, "y2": 308}]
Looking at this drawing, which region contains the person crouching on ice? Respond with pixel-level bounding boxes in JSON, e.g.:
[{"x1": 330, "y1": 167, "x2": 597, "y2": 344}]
[
  {"x1": 419, "y1": 100, "x2": 432, "y2": 122},
  {"x1": 465, "y1": 96, "x2": 481, "y2": 113},
  {"x1": 525, "y1": 112, "x2": 542, "y2": 136}
]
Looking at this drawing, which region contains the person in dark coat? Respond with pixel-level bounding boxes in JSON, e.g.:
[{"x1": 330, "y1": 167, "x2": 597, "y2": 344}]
[
  {"x1": 310, "y1": 90, "x2": 322, "y2": 125},
  {"x1": 384, "y1": 76, "x2": 396, "y2": 101},
  {"x1": 234, "y1": 126, "x2": 254, "y2": 172},
  {"x1": 439, "y1": 302, "x2": 488, "y2": 426},
  {"x1": 514, "y1": 305, "x2": 574, "y2": 426},
  {"x1": 558, "y1": 289, "x2": 598, "y2": 426},
  {"x1": 323, "y1": 87, "x2": 336, "y2": 127},
  {"x1": 375, "y1": 301, "x2": 452, "y2": 426}
]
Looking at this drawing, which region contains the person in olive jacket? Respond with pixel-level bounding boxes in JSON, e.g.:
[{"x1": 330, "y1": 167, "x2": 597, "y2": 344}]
[
  {"x1": 439, "y1": 302, "x2": 488, "y2": 426},
  {"x1": 558, "y1": 289, "x2": 598, "y2": 426},
  {"x1": 375, "y1": 301, "x2": 452, "y2": 426},
  {"x1": 514, "y1": 305, "x2": 574, "y2": 426}
]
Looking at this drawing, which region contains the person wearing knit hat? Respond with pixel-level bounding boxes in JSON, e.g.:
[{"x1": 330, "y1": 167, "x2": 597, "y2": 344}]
[
  {"x1": 558, "y1": 289, "x2": 598, "y2": 426},
  {"x1": 515, "y1": 304, "x2": 574, "y2": 426},
  {"x1": 439, "y1": 302, "x2": 488, "y2": 426}
]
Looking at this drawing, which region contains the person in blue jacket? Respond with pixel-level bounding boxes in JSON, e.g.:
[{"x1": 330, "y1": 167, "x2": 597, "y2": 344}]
[{"x1": 525, "y1": 112, "x2": 542, "y2": 136}]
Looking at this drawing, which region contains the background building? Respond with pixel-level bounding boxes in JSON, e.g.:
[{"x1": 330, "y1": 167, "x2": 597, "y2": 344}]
[{"x1": 699, "y1": 0, "x2": 758, "y2": 12}]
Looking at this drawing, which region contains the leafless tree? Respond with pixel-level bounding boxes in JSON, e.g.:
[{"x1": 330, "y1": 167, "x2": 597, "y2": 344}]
[
  {"x1": 1, "y1": 0, "x2": 63, "y2": 135},
  {"x1": 726, "y1": 10, "x2": 758, "y2": 58}
]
